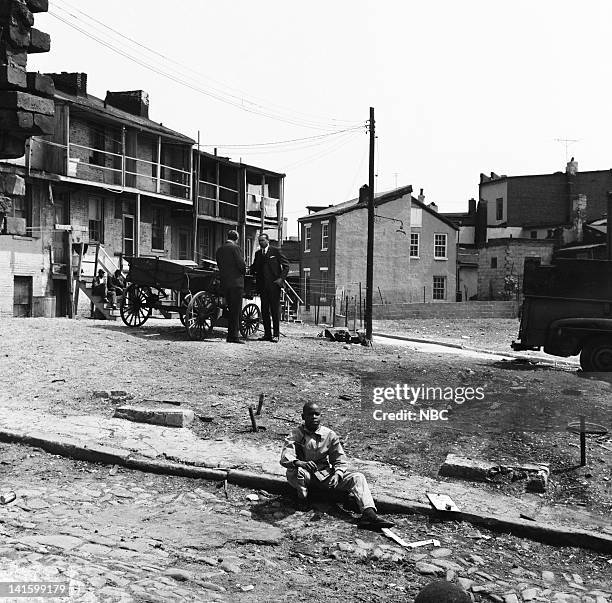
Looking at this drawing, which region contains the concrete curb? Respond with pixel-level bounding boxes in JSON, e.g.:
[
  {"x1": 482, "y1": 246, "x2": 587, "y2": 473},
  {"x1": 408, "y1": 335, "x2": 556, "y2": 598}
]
[
  {"x1": 2, "y1": 428, "x2": 611, "y2": 553},
  {"x1": 373, "y1": 331, "x2": 579, "y2": 368}
]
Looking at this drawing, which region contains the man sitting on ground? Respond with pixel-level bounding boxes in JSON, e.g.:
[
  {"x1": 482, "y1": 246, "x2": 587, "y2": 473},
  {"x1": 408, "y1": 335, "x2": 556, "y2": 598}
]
[
  {"x1": 280, "y1": 402, "x2": 394, "y2": 529},
  {"x1": 92, "y1": 269, "x2": 108, "y2": 302}
]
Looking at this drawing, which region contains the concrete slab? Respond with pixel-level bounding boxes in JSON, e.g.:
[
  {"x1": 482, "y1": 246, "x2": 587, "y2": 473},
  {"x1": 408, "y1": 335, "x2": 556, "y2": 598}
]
[{"x1": 113, "y1": 405, "x2": 195, "y2": 428}]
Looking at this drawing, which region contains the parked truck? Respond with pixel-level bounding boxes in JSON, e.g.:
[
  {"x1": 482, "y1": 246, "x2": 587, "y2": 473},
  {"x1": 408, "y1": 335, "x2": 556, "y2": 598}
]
[{"x1": 512, "y1": 258, "x2": 612, "y2": 371}]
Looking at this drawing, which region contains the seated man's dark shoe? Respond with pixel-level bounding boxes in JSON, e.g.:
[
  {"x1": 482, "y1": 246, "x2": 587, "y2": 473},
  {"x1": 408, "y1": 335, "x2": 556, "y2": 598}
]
[
  {"x1": 257, "y1": 335, "x2": 273, "y2": 341},
  {"x1": 271, "y1": 336, "x2": 279, "y2": 343},
  {"x1": 226, "y1": 338, "x2": 245, "y2": 344},
  {"x1": 357, "y1": 507, "x2": 395, "y2": 529}
]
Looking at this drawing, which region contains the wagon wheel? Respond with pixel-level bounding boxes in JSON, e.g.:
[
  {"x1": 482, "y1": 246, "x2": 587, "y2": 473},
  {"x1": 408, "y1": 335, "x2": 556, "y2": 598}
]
[
  {"x1": 185, "y1": 291, "x2": 216, "y2": 340},
  {"x1": 120, "y1": 284, "x2": 152, "y2": 327},
  {"x1": 240, "y1": 303, "x2": 261, "y2": 339},
  {"x1": 179, "y1": 292, "x2": 192, "y2": 327}
]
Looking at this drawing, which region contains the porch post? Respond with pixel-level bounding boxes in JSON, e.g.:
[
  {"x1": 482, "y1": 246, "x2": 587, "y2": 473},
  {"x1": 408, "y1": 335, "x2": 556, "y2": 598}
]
[
  {"x1": 135, "y1": 193, "x2": 141, "y2": 257},
  {"x1": 156, "y1": 136, "x2": 162, "y2": 194}
]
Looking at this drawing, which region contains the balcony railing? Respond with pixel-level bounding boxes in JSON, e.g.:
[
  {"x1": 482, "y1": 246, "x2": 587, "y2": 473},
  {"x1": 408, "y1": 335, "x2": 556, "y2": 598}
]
[
  {"x1": 26, "y1": 137, "x2": 191, "y2": 200},
  {"x1": 197, "y1": 180, "x2": 239, "y2": 221}
]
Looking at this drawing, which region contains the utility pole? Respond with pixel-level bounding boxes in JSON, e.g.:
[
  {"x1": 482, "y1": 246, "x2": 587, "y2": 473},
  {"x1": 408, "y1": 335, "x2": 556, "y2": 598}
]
[{"x1": 365, "y1": 107, "x2": 375, "y2": 345}]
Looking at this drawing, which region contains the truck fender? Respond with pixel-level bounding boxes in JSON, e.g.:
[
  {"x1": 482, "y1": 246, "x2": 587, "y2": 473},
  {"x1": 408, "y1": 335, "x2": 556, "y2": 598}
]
[{"x1": 545, "y1": 318, "x2": 612, "y2": 356}]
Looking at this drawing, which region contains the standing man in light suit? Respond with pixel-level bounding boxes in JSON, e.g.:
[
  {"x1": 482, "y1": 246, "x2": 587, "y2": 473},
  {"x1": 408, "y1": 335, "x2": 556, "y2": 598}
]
[
  {"x1": 251, "y1": 234, "x2": 289, "y2": 343},
  {"x1": 215, "y1": 230, "x2": 246, "y2": 344}
]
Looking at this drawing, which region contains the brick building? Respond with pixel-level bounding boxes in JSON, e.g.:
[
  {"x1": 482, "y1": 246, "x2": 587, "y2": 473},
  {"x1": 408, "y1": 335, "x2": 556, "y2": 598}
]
[
  {"x1": 297, "y1": 185, "x2": 458, "y2": 321},
  {"x1": 0, "y1": 72, "x2": 284, "y2": 318}
]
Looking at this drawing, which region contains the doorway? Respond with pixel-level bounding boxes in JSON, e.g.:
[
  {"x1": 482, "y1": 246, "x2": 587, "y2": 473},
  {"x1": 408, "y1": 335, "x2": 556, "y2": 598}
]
[{"x1": 13, "y1": 276, "x2": 32, "y2": 317}]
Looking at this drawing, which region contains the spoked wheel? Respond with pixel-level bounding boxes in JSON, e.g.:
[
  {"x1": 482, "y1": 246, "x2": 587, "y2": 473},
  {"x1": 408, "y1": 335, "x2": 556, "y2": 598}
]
[
  {"x1": 240, "y1": 303, "x2": 261, "y2": 339},
  {"x1": 120, "y1": 284, "x2": 152, "y2": 327},
  {"x1": 580, "y1": 336, "x2": 612, "y2": 372},
  {"x1": 185, "y1": 291, "x2": 216, "y2": 340},
  {"x1": 179, "y1": 292, "x2": 192, "y2": 327}
]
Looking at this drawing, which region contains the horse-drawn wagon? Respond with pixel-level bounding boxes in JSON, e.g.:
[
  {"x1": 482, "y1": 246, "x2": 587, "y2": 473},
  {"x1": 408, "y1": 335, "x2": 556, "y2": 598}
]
[{"x1": 120, "y1": 256, "x2": 261, "y2": 340}]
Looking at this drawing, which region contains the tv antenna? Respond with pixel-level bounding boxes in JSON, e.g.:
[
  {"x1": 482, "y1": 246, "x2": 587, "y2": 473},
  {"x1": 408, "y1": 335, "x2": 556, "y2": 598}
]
[{"x1": 555, "y1": 138, "x2": 579, "y2": 162}]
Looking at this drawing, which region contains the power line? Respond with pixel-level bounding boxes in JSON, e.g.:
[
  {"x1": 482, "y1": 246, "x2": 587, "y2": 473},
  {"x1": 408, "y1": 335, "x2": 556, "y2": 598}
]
[
  {"x1": 53, "y1": 0, "x2": 361, "y2": 127},
  {"x1": 204, "y1": 127, "x2": 365, "y2": 150},
  {"x1": 49, "y1": 2, "x2": 362, "y2": 131},
  {"x1": 280, "y1": 130, "x2": 362, "y2": 171}
]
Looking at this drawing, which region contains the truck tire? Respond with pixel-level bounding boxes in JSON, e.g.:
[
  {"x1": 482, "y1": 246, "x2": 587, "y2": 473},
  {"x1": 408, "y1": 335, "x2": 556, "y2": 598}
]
[{"x1": 580, "y1": 336, "x2": 612, "y2": 372}]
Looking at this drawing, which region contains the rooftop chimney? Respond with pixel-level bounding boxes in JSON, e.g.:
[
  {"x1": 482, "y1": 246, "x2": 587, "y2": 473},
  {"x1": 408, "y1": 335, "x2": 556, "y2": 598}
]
[
  {"x1": 566, "y1": 157, "x2": 578, "y2": 176},
  {"x1": 418, "y1": 188, "x2": 425, "y2": 203},
  {"x1": 468, "y1": 198, "x2": 477, "y2": 215},
  {"x1": 46, "y1": 72, "x2": 87, "y2": 96},
  {"x1": 105, "y1": 90, "x2": 150, "y2": 118},
  {"x1": 428, "y1": 201, "x2": 438, "y2": 212},
  {"x1": 359, "y1": 184, "x2": 369, "y2": 205}
]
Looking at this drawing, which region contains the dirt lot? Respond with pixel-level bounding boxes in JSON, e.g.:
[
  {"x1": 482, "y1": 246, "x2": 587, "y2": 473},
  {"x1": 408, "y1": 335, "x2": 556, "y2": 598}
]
[{"x1": 1, "y1": 317, "x2": 610, "y2": 520}]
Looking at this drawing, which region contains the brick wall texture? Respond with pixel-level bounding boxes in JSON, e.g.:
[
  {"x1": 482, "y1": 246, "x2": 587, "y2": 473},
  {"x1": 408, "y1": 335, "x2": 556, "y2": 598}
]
[{"x1": 477, "y1": 239, "x2": 555, "y2": 300}]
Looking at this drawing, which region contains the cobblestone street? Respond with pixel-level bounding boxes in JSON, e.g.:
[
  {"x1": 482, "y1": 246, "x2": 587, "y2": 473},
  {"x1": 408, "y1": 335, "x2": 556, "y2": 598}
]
[{"x1": 1, "y1": 443, "x2": 611, "y2": 602}]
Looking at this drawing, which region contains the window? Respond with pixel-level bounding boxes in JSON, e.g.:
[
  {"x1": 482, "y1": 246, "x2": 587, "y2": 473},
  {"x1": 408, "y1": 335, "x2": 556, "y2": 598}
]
[
  {"x1": 547, "y1": 229, "x2": 555, "y2": 239},
  {"x1": 411, "y1": 206, "x2": 422, "y2": 227},
  {"x1": 304, "y1": 223, "x2": 311, "y2": 252},
  {"x1": 53, "y1": 189, "x2": 70, "y2": 225},
  {"x1": 530, "y1": 230, "x2": 538, "y2": 239},
  {"x1": 433, "y1": 276, "x2": 446, "y2": 300},
  {"x1": 496, "y1": 197, "x2": 503, "y2": 221},
  {"x1": 245, "y1": 237, "x2": 253, "y2": 264},
  {"x1": 434, "y1": 233, "x2": 447, "y2": 259},
  {"x1": 88, "y1": 197, "x2": 103, "y2": 243},
  {"x1": 90, "y1": 127, "x2": 106, "y2": 166},
  {"x1": 197, "y1": 225, "x2": 211, "y2": 260},
  {"x1": 321, "y1": 221, "x2": 329, "y2": 251},
  {"x1": 319, "y1": 267, "x2": 328, "y2": 301},
  {"x1": 491, "y1": 257, "x2": 497, "y2": 268},
  {"x1": 410, "y1": 232, "x2": 420, "y2": 257},
  {"x1": 152, "y1": 207, "x2": 165, "y2": 251}
]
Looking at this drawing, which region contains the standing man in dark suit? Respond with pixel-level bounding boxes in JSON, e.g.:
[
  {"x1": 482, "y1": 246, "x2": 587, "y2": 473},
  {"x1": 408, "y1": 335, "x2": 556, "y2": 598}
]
[
  {"x1": 251, "y1": 234, "x2": 289, "y2": 343},
  {"x1": 215, "y1": 230, "x2": 246, "y2": 344}
]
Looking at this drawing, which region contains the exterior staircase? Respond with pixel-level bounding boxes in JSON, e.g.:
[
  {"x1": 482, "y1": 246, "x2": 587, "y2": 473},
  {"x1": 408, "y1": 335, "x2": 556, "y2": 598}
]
[
  {"x1": 72, "y1": 243, "x2": 122, "y2": 321},
  {"x1": 281, "y1": 282, "x2": 303, "y2": 323},
  {"x1": 76, "y1": 278, "x2": 120, "y2": 321}
]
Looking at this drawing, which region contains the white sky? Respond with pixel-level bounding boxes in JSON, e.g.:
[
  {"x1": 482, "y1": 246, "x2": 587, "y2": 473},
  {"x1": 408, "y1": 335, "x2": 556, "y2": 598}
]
[{"x1": 30, "y1": 0, "x2": 612, "y2": 235}]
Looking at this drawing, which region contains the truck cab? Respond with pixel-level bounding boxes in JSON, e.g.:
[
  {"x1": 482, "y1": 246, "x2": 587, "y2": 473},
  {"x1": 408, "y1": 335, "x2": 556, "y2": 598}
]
[{"x1": 512, "y1": 258, "x2": 612, "y2": 371}]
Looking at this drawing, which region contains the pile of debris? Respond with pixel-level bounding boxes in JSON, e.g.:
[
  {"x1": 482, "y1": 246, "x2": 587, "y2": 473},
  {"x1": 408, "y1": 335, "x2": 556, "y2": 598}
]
[{"x1": 318, "y1": 327, "x2": 366, "y2": 345}]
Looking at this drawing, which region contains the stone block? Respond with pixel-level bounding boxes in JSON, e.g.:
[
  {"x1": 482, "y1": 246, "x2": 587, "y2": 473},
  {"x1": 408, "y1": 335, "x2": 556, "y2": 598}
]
[
  {"x1": 28, "y1": 28, "x2": 50, "y2": 53},
  {"x1": 0, "y1": 90, "x2": 54, "y2": 115},
  {"x1": 26, "y1": 72, "x2": 54, "y2": 96},
  {"x1": 113, "y1": 405, "x2": 195, "y2": 428},
  {"x1": 0, "y1": 64, "x2": 27, "y2": 89},
  {"x1": 439, "y1": 453, "x2": 498, "y2": 481},
  {"x1": 32, "y1": 112, "x2": 54, "y2": 135},
  {"x1": 0, "y1": 132, "x2": 26, "y2": 158},
  {"x1": 8, "y1": 24, "x2": 31, "y2": 48},
  {"x1": 26, "y1": 0, "x2": 49, "y2": 12},
  {"x1": 0, "y1": 110, "x2": 32, "y2": 130},
  {"x1": 0, "y1": 43, "x2": 28, "y2": 67},
  {"x1": 0, "y1": 173, "x2": 25, "y2": 195}
]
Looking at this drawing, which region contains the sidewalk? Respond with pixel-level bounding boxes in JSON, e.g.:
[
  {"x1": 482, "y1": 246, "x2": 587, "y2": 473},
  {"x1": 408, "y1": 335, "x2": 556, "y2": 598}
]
[
  {"x1": 1, "y1": 406, "x2": 610, "y2": 553},
  {"x1": 373, "y1": 331, "x2": 581, "y2": 368}
]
